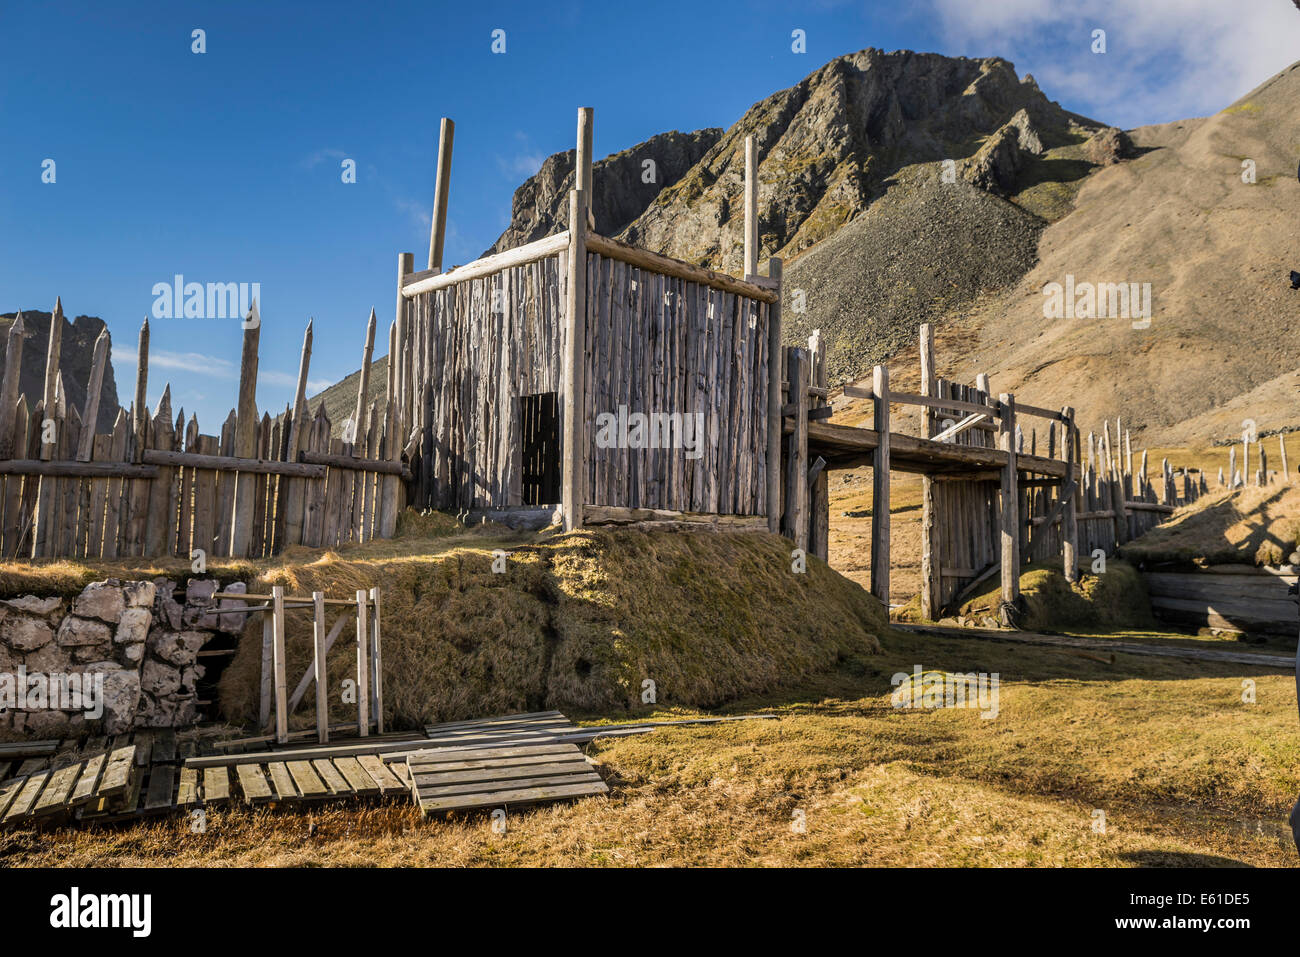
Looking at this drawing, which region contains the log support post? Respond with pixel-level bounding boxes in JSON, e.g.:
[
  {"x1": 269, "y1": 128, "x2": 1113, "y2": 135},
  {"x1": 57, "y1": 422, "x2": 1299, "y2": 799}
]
[
  {"x1": 781, "y1": 348, "x2": 809, "y2": 551},
  {"x1": 919, "y1": 324, "x2": 940, "y2": 618},
  {"x1": 1061, "y1": 406, "x2": 1080, "y2": 584},
  {"x1": 870, "y1": 364, "x2": 890, "y2": 604},
  {"x1": 808, "y1": 331, "x2": 829, "y2": 561},
  {"x1": 765, "y1": 259, "x2": 784, "y2": 533},
  {"x1": 998, "y1": 393, "x2": 1021, "y2": 618},
  {"x1": 427, "y1": 118, "x2": 454, "y2": 271},
  {"x1": 561, "y1": 186, "x2": 589, "y2": 532},
  {"x1": 313, "y1": 591, "x2": 329, "y2": 745}
]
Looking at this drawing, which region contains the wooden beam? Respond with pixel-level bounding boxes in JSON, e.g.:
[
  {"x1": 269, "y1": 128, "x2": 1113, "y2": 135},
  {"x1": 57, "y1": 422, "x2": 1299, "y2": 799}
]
[
  {"x1": 576, "y1": 106, "x2": 594, "y2": 230},
  {"x1": 0, "y1": 312, "x2": 23, "y2": 459},
  {"x1": 998, "y1": 393, "x2": 1020, "y2": 615},
  {"x1": 585, "y1": 232, "x2": 778, "y2": 303},
  {"x1": 919, "y1": 323, "x2": 939, "y2": 620},
  {"x1": 0, "y1": 460, "x2": 157, "y2": 478},
  {"x1": 355, "y1": 589, "x2": 370, "y2": 737},
  {"x1": 271, "y1": 585, "x2": 289, "y2": 745},
  {"x1": 932, "y1": 412, "x2": 987, "y2": 443},
  {"x1": 350, "y1": 308, "x2": 377, "y2": 449},
  {"x1": 427, "y1": 117, "x2": 454, "y2": 271},
  {"x1": 230, "y1": 301, "x2": 261, "y2": 556},
  {"x1": 403, "y1": 232, "x2": 569, "y2": 297},
  {"x1": 782, "y1": 349, "x2": 809, "y2": 549},
  {"x1": 561, "y1": 189, "x2": 588, "y2": 532},
  {"x1": 76, "y1": 327, "x2": 109, "y2": 460},
  {"x1": 743, "y1": 135, "x2": 758, "y2": 277},
  {"x1": 143, "y1": 449, "x2": 323, "y2": 477},
  {"x1": 370, "y1": 586, "x2": 384, "y2": 735},
  {"x1": 1061, "y1": 406, "x2": 1080, "y2": 583},
  {"x1": 870, "y1": 365, "x2": 891, "y2": 604},
  {"x1": 40, "y1": 297, "x2": 63, "y2": 459},
  {"x1": 313, "y1": 591, "x2": 329, "y2": 745},
  {"x1": 766, "y1": 259, "x2": 784, "y2": 533}
]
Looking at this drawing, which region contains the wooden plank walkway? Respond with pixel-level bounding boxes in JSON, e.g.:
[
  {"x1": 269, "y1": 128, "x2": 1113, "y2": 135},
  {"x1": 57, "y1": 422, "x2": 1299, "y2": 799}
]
[
  {"x1": 0, "y1": 711, "x2": 624, "y2": 827},
  {"x1": 409, "y1": 741, "x2": 608, "y2": 816}
]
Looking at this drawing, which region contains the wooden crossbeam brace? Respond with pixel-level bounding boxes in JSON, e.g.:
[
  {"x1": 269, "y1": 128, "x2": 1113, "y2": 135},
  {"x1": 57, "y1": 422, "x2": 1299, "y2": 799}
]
[
  {"x1": 931, "y1": 412, "x2": 987, "y2": 443},
  {"x1": 808, "y1": 456, "x2": 827, "y2": 484}
]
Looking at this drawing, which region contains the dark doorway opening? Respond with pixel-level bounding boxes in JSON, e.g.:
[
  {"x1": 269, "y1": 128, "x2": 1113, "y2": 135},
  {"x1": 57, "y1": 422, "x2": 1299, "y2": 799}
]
[{"x1": 520, "y1": 392, "x2": 561, "y2": 505}]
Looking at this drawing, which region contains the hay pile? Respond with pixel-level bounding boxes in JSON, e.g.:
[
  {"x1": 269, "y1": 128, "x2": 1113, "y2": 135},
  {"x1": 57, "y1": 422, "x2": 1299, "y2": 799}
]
[
  {"x1": 216, "y1": 523, "x2": 885, "y2": 729},
  {"x1": 1120, "y1": 484, "x2": 1300, "y2": 567}
]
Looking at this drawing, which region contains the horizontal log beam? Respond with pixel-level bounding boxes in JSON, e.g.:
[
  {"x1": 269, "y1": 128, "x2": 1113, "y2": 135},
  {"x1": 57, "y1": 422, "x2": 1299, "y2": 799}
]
[
  {"x1": 0, "y1": 460, "x2": 158, "y2": 478},
  {"x1": 298, "y1": 451, "x2": 411, "y2": 478},
  {"x1": 583, "y1": 505, "x2": 768, "y2": 529},
  {"x1": 585, "y1": 232, "x2": 778, "y2": 303},
  {"x1": 143, "y1": 449, "x2": 324, "y2": 477},
  {"x1": 401, "y1": 232, "x2": 570, "y2": 297}
]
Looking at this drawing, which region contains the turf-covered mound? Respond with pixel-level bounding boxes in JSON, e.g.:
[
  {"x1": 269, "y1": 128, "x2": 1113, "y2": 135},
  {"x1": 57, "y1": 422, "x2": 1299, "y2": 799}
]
[
  {"x1": 1120, "y1": 484, "x2": 1300, "y2": 567},
  {"x1": 217, "y1": 524, "x2": 884, "y2": 729},
  {"x1": 956, "y1": 560, "x2": 1156, "y2": 632}
]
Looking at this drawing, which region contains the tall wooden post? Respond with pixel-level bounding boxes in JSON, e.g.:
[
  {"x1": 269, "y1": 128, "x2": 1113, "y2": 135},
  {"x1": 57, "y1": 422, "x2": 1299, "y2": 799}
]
[
  {"x1": 766, "y1": 258, "x2": 784, "y2": 533},
  {"x1": 1280, "y1": 434, "x2": 1290, "y2": 483},
  {"x1": 369, "y1": 586, "x2": 384, "y2": 734},
  {"x1": 1061, "y1": 406, "x2": 1080, "y2": 584},
  {"x1": 0, "y1": 313, "x2": 25, "y2": 459},
  {"x1": 808, "y1": 331, "x2": 829, "y2": 561},
  {"x1": 132, "y1": 316, "x2": 149, "y2": 461},
  {"x1": 919, "y1": 324, "x2": 940, "y2": 618},
  {"x1": 427, "y1": 117, "x2": 454, "y2": 271},
  {"x1": 998, "y1": 393, "x2": 1021, "y2": 615},
  {"x1": 76, "y1": 328, "x2": 110, "y2": 460},
  {"x1": 561, "y1": 188, "x2": 589, "y2": 532},
  {"x1": 576, "y1": 107, "x2": 594, "y2": 229},
  {"x1": 259, "y1": 615, "x2": 273, "y2": 731},
  {"x1": 313, "y1": 591, "x2": 329, "y2": 745},
  {"x1": 355, "y1": 589, "x2": 370, "y2": 737},
  {"x1": 870, "y1": 365, "x2": 891, "y2": 604},
  {"x1": 379, "y1": 318, "x2": 402, "y2": 539},
  {"x1": 230, "y1": 301, "x2": 261, "y2": 557},
  {"x1": 782, "y1": 348, "x2": 809, "y2": 549},
  {"x1": 280, "y1": 319, "x2": 313, "y2": 549},
  {"x1": 743, "y1": 135, "x2": 759, "y2": 278},
  {"x1": 40, "y1": 297, "x2": 63, "y2": 459},
  {"x1": 394, "y1": 253, "x2": 413, "y2": 444},
  {"x1": 350, "y1": 307, "x2": 377, "y2": 450},
  {"x1": 271, "y1": 585, "x2": 288, "y2": 745}
]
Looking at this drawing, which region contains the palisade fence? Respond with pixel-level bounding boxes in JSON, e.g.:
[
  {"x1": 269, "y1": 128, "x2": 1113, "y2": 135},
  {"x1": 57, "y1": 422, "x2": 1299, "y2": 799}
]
[{"x1": 0, "y1": 299, "x2": 408, "y2": 561}]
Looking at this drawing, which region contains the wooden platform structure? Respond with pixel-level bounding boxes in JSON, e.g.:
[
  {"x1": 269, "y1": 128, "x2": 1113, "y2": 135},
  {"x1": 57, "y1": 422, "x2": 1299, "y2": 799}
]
[
  {"x1": 779, "y1": 325, "x2": 1201, "y2": 622},
  {"x1": 392, "y1": 109, "x2": 779, "y2": 534}
]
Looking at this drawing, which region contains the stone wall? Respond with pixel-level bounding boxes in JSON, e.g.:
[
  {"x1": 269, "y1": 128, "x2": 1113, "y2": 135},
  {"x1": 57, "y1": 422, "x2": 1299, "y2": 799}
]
[{"x1": 0, "y1": 578, "x2": 249, "y2": 737}]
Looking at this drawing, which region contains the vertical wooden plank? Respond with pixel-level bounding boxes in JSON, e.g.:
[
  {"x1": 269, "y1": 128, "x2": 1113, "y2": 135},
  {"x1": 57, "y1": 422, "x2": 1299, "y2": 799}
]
[
  {"x1": 313, "y1": 591, "x2": 329, "y2": 745},
  {"x1": 230, "y1": 303, "x2": 261, "y2": 556},
  {"x1": 259, "y1": 613, "x2": 273, "y2": 732},
  {"x1": 918, "y1": 323, "x2": 939, "y2": 619},
  {"x1": 427, "y1": 117, "x2": 455, "y2": 271},
  {"x1": 999, "y1": 393, "x2": 1021, "y2": 615},
  {"x1": 870, "y1": 364, "x2": 890, "y2": 604},
  {"x1": 561, "y1": 188, "x2": 589, "y2": 531},
  {"x1": 369, "y1": 586, "x2": 383, "y2": 735},
  {"x1": 144, "y1": 387, "x2": 174, "y2": 556},
  {"x1": 271, "y1": 585, "x2": 288, "y2": 745},
  {"x1": 743, "y1": 135, "x2": 759, "y2": 278},
  {"x1": 355, "y1": 589, "x2": 370, "y2": 737},
  {"x1": 76, "y1": 327, "x2": 110, "y2": 460},
  {"x1": 0, "y1": 312, "x2": 24, "y2": 460},
  {"x1": 1061, "y1": 407, "x2": 1080, "y2": 584}
]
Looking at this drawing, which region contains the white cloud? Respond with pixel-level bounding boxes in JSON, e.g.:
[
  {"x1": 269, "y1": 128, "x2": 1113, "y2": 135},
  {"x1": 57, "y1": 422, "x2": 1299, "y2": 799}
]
[{"x1": 928, "y1": 0, "x2": 1300, "y2": 125}]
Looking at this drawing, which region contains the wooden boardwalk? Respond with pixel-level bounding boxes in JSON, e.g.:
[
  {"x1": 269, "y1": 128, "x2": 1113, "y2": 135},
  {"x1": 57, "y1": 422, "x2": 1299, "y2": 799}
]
[{"x1": 0, "y1": 711, "x2": 621, "y2": 828}]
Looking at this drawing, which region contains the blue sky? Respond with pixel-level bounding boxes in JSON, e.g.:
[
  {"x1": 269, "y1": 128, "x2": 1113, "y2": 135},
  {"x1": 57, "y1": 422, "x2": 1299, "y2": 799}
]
[{"x1": 3, "y1": 0, "x2": 1297, "y2": 429}]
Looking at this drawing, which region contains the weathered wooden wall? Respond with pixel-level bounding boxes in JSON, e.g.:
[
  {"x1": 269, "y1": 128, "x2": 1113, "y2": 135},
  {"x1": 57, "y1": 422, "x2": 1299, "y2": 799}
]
[
  {"x1": 402, "y1": 246, "x2": 772, "y2": 516},
  {"x1": 583, "y1": 252, "x2": 770, "y2": 515},
  {"x1": 404, "y1": 252, "x2": 567, "y2": 510}
]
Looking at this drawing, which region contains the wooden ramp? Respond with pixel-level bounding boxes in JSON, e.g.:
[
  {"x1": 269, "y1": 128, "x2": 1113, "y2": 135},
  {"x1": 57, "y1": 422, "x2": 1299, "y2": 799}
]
[{"x1": 408, "y1": 740, "x2": 608, "y2": 816}]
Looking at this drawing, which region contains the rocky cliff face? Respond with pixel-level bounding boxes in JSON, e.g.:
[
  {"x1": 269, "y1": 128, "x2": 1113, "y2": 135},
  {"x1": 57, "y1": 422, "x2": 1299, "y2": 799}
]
[
  {"x1": 0, "y1": 310, "x2": 122, "y2": 434},
  {"x1": 486, "y1": 128, "x2": 723, "y2": 256},
  {"x1": 490, "y1": 49, "x2": 1106, "y2": 274}
]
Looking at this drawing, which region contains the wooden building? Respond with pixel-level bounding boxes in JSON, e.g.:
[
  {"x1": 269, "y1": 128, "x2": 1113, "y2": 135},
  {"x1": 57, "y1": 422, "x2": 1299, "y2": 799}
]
[{"x1": 392, "y1": 111, "x2": 782, "y2": 533}]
